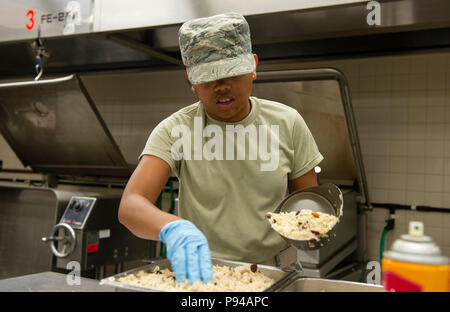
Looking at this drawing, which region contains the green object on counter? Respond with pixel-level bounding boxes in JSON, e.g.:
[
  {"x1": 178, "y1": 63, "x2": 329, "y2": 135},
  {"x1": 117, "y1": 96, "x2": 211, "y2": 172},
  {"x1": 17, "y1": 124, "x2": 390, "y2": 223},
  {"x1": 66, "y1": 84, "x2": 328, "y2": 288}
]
[
  {"x1": 158, "y1": 181, "x2": 177, "y2": 258},
  {"x1": 156, "y1": 191, "x2": 163, "y2": 211},
  {"x1": 153, "y1": 181, "x2": 177, "y2": 259},
  {"x1": 162, "y1": 181, "x2": 176, "y2": 258},
  {"x1": 380, "y1": 228, "x2": 388, "y2": 262},
  {"x1": 168, "y1": 180, "x2": 175, "y2": 214},
  {"x1": 160, "y1": 243, "x2": 166, "y2": 258},
  {"x1": 151, "y1": 190, "x2": 164, "y2": 258},
  {"x1": 145, "y1": 181, "x2": 175, "y2": 258},
  {"x1": 380, "y1": 213, "x2": 395, "y2": 263},
  {"x1": 156, "y1": 191, "x2": 165, "y2": 258},
  {"x1": 358, "y1": 264, "x2": 366, "y2": 283}
]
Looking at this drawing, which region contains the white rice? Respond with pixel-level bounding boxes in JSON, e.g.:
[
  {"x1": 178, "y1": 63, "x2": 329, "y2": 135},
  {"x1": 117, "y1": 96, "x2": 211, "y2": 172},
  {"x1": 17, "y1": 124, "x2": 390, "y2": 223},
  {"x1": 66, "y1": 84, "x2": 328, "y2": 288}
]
[
  {"x1": 267, "y1": 209, "x2": 338, "y2": 241},
  {"x1": 117, "y1": 264, "x2": 274, "y2": 292}
]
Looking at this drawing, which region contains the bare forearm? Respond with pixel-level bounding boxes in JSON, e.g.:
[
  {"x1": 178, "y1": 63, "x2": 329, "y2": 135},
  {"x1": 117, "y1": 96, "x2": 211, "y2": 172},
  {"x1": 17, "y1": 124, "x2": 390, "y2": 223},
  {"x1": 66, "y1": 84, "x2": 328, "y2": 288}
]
[
  {"x1": 288, "y1": 168, "x2": 318, "y2": 193},
  {"x1": 118, "y1": 193, "x2": 181, "y2": 241}
]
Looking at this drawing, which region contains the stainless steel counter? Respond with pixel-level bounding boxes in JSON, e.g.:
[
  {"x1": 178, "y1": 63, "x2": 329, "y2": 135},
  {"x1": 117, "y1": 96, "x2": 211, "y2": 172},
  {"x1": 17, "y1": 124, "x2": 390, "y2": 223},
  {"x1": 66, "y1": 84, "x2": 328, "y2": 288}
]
[
  {"x1": 0, "y1": 271, "x2": 384, "y2": 292},
  {"x1": 0, "y1": 272, "x2": 116, "y2": 292}
]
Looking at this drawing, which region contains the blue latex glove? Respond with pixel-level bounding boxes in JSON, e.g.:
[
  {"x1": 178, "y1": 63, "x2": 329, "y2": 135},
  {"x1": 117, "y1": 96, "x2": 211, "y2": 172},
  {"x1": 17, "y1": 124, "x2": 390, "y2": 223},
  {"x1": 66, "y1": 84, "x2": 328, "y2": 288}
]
[{"x1": 159, "y1": 220, "x2": 213, "y2": 285}]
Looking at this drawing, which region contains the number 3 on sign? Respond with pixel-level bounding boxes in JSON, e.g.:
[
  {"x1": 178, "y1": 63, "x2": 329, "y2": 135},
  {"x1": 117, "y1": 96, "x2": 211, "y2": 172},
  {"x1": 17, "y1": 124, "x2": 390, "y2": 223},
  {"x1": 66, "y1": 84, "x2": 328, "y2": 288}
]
[{"x1": 26, "y1": 10, "x2": 35, "y2": 30}]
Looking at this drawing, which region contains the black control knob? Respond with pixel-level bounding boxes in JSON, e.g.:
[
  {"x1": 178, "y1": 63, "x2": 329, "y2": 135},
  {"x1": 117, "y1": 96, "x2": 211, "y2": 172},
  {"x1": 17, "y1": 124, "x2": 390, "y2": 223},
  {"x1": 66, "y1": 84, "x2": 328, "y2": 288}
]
[{"x1": 73, "y1": 202, "x2": 82, "y2": 212}]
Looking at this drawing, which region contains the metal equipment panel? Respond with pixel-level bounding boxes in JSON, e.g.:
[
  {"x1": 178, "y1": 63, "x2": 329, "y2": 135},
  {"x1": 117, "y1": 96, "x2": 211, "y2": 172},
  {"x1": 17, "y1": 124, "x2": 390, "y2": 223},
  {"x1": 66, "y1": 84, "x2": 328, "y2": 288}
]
[
  {"x1": 0, "y1": 185, "x2": 60, "y2": 279},
  {"x1": 0, "y1": 0, "x2": 365, "y2": 43}
]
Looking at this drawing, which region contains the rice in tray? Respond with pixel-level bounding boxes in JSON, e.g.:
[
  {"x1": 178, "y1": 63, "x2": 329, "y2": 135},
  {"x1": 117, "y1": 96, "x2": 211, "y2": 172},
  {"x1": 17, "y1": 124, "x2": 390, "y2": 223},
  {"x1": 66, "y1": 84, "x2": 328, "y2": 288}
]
[
  {"x1": 266, "y1": 209, "x2": 338, "y2": 241},
  {"x1": 116, "y1": 264, "x2": 274, "y2": 292}
]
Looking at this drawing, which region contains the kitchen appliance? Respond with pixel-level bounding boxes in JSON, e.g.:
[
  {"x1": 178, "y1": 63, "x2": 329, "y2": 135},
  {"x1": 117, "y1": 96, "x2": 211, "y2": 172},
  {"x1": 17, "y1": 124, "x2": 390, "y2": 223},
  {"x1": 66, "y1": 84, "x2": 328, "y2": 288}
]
[
  {"x1": 0, "y1": 74, "x2": 151, "y2": 280},
  {"x1": 252, "y1": 68, "x2": 370, "y2": 278},
  {"x1": 42, "y1": 194, "x2": 148, "y2": 273}
]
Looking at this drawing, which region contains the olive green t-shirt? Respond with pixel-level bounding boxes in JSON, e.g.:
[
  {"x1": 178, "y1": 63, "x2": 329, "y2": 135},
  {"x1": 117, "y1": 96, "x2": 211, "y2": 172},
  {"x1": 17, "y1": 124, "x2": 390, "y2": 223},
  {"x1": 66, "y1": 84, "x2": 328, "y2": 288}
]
[{"x1": 140, "y1": 96, "x2": 323, "y2": 263}]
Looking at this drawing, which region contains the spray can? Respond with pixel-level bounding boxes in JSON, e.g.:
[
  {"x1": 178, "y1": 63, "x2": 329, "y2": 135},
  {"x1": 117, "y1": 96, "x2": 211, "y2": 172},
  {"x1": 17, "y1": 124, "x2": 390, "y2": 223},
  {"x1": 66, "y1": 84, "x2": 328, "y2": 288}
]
[{"x1": 382, "y1": 221, "x2": 449, "y2": 292}]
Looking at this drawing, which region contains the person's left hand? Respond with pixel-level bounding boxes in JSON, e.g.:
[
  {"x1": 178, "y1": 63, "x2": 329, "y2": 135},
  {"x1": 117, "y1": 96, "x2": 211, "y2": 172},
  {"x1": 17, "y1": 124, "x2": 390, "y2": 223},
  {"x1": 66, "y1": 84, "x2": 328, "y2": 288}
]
[{"x1": 158, "y1": 219, "x2": 213, "y2": 285}]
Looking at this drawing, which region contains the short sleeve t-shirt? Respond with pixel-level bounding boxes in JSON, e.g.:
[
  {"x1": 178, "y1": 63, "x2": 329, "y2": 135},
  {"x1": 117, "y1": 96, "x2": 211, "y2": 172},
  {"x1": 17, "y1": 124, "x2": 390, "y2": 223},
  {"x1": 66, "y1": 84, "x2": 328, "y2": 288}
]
[{"x1": 140, "y1": 96, "x2": 323, "y2": 262}]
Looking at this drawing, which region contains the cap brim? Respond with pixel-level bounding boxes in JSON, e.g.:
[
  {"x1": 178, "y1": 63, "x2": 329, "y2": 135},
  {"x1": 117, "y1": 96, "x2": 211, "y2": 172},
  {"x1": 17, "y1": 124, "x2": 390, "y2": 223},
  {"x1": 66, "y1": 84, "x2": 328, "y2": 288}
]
[{"x1": 187, "y1": 53, "x2": 255, "y2": 85}]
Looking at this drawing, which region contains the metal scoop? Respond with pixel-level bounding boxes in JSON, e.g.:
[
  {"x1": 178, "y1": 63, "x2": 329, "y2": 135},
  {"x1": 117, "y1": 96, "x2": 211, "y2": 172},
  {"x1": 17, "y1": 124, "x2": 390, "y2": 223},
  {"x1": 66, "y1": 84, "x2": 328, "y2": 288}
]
[
  {"x1": 271, "y1": 183, "x2": 343, "y2": 251},
  {"x1": 264, "y1": 183, "x2": 343, "y2": 291}
]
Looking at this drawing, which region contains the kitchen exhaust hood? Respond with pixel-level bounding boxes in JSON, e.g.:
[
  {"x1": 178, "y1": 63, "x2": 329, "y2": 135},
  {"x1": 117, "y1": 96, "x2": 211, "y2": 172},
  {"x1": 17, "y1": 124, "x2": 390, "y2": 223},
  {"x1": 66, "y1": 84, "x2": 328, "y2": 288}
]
[
  {"x1": 0, "y1": 74, "x2": 131, "y2": 179},
  {"x1": 1, "y1": 0, "x2": 450, "y2": 77}
]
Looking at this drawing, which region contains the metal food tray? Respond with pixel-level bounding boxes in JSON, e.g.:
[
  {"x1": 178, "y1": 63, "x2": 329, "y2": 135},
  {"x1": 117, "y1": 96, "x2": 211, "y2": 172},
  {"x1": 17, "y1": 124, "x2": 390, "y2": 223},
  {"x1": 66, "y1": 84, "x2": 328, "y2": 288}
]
[{"x1": 99, "y1": 258, "x2": 288, "y2": 292}]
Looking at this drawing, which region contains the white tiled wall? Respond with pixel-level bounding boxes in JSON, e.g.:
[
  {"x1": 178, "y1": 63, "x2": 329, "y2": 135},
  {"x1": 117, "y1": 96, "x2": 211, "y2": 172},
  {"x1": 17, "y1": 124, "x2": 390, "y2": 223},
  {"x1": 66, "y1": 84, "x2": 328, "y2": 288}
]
[
  {"x1": 355, "y1": 53, "x2": 450, "y2": 258},
  {"x1": 1, "y1": 51, "x2": 450, "y2": 260},
  {"x1": 354, "y1": 56, "x2": 450, "y2": 210}
]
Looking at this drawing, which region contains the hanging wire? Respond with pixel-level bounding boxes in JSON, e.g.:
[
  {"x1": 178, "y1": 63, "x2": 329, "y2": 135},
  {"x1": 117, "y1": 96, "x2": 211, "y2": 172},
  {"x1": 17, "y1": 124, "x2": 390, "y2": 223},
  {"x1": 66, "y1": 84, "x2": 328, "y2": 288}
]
[{"x1": 34, "y1": 26, "x2": 45, "y2": 81}]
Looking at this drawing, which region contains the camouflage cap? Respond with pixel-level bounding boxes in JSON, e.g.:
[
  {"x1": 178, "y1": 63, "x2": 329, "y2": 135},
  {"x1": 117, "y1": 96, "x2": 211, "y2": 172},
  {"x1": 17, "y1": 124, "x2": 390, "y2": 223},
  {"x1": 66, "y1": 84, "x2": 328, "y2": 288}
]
[{"x1": 179, "y1": 12, "x2": 255, "y2": 85}]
